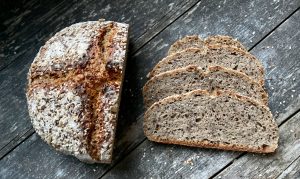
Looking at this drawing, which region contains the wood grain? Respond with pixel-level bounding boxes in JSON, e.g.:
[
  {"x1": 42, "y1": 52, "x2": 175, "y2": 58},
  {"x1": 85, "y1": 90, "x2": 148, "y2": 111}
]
[
  {"x1": 277, "y1": 156, "x2": 300, "y2": 179},
  {"x1": 0, "y1": 0, "x2": 199, "y2": 157}
]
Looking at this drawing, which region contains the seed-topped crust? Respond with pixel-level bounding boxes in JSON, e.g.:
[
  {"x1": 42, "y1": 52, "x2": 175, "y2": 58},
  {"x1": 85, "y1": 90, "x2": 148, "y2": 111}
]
[{"x1": 26, "y1": 20, "x2": 129, "y2": 163}]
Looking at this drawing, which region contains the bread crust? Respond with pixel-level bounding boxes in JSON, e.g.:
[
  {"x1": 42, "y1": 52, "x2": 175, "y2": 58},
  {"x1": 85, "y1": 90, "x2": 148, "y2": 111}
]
[
  {"x1": 144, "y1": 89, "x2": 278, "y2": 153},
  {"x1": 26, "y1": 20, "x2": 129, "y2": 163}
]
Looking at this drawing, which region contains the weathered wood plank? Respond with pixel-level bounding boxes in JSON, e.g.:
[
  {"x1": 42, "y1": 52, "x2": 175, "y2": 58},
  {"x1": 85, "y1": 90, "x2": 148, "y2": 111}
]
[
  {"x1": 277, "y1": 156, "x2": 300, "y2": 179},
  {"x1": 0, "y1": 0, "x2": 199, "y2": 157},
  {"x1": 0, "y1": 0, "x2": 198, "y2": 71},
  {"x1": 215, "y1": 112, "x2": 300, "y2": 179},
  {"x1": 0, "y1": 134, "x2": 106, "y2": 179},
  {"x1": 0, "y1": 0, "x2": 74, "y2": 70},
  {"x1": 102, "y1": 2, "x2": 300, "y2": 178}
]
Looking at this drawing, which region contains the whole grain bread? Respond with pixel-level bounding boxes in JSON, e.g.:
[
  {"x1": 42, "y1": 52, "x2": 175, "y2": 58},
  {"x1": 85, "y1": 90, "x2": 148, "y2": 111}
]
[
  {"x1": 204, "y1": 35, "x2": 247, "y2": 51},
  {"x1": 26, "y1": 20, "x2": 129, "y2": 163},
  {"x1": 143, "y1": 65, "x2": 268, "y2": 108},
  {"x1": 168, "y1": 35, "x2": 207, "y2": 55},
  {"x1": 144, "y1": 90, "x2": 278, "y2": 153},
  {"x1": 148, "y1": 46, "x2": 265, "y2": 85}
]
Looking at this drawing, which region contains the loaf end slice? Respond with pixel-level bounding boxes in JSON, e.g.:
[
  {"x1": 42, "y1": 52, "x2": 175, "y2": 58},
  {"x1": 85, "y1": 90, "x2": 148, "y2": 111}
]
[
  {"x1": 143, "y1": 65, "x2": 268, "y2": 108},
  {"x1": 168, "y1": 35, "x2": 207, "y2": 55},
  {"x1": 144, "y1": 90, "x2": 278, "y2": 153},
  {"x1": 27, "y1": 20, "x2": 129, "y2": 163},
  {"x1": 205, "y1": 35, "x2": 247, "y2": 51}
]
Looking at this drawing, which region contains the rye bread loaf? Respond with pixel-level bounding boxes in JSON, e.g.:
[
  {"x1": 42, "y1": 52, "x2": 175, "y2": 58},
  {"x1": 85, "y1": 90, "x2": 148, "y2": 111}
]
[
  {"x1": 148, "y1": 46, "x2": 265, "y2": 85},
  {"x1": 168, "y1": 35, "x2": 247, "y2": 55},
  {"x1": 26, "y1": 20, "x2": 129, "y2": 163},
  {"x1": 144, "y1": 90, "x2": 278, "y2": 153},
  {"x1": 168, "y1": 35, "x2": 207, "y2": 55},
  {"x1": 204, "y1": 35, "x2": 247, "y2": 51},
  {"x1": 143, "y1": 65, "x2": 268, "y2": 108}
]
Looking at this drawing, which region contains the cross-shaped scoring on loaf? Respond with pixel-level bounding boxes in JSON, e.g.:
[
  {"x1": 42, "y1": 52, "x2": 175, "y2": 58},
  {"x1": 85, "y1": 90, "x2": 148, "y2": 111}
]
[{"x1": 26, "y1": 20, "x2": 128, "y2": 163}]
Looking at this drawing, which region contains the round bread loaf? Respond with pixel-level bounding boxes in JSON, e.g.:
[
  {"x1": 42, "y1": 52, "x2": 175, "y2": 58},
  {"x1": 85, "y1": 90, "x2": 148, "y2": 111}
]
[{"x1": 26, "y1": 20, "x2": 129, "y2": 163}]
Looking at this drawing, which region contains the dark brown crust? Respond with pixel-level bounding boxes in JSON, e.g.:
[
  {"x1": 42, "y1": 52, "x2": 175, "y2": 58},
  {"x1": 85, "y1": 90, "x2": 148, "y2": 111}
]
[
  {"x1": 143, "y1": 89, "x2": 278, "y2": 153},
  {"x1": 143, "y1": 65, "x2": 268, "y2": 108},
  {"x1": 148, "y1": 45, "x2": 265, "y2": 86}
]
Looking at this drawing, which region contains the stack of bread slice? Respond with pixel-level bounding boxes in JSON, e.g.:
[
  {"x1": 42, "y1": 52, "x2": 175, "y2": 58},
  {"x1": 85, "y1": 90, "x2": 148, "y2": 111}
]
[{"x1": 143, "y1": 35, "x2": 279, "y2": 153}]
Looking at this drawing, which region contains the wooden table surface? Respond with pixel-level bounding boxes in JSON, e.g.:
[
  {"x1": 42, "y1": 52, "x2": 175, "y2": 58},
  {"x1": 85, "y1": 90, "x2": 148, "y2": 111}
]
[{"x1": 0, "y1": 0, "x2": 300, "y2": 178}]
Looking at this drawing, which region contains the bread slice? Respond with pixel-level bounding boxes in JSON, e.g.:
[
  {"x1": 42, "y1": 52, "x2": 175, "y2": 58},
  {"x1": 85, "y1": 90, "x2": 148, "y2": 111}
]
[
  {"x1": 205, "y1": 35, "x2": 247, "y2": 51},
  {"x1": 143, "y1": 65, "x2": 268, "y2": 108},
  {"x1": 168, "y1": 35, "x2": 207, "y2": 55},
  {"x1": 148, "y1": 46, "x2": 265, "y2": 85},
  {"x1": 144, "y1": 90, "x2": 278, "y2": 153}
]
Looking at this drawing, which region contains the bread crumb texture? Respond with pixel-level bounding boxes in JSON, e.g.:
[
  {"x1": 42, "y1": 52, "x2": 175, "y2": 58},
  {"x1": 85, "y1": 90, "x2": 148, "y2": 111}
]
[{"x1": 144, "y1": 90, "x2": 278, "y2": 153}]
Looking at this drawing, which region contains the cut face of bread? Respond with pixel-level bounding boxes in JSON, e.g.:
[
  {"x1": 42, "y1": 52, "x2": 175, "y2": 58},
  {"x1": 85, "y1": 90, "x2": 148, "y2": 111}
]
[
  {"x1": 148, "y1": 46, "x2": 264, "y2": 85},
  {"x1": 204, "y1": 35, "x2": 247, "y2": 51},
  {"x1": 168, "y1": 35, "x2": 207, "y2": 55},
  {"x1": 144, "y1": 90, "x2": 278, "y2": 153},
  {"x1": 143, "y1": 65, "x2": 268, "y2": 108},
  {"x1": 27, "y1": 20, "x2": 129, "y2": 163}
]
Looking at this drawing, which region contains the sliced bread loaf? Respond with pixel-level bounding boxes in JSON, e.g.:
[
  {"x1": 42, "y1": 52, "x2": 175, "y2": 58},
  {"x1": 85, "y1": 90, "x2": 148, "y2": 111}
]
[
  {"x1": 144, "y1": 90, "x2": 278, "y2": 153},
  {"x1": 168, "y1": 35, "x2": 207, "y2": 55},
  {"x1": 204, "y1": 35, "x2": 247, "y2": 51},
  {"x1": 143, "y1": 65, "x2": 268, "y2": 108},
  {"x1": 148, "y1": 46, "x2": 265, "y2": 85}
]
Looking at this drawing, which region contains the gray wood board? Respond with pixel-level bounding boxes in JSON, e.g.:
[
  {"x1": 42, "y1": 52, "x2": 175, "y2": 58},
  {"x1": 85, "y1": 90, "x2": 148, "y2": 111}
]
[
  {"x1": 0, "y1": 0, "x2": 199, "y2": 157},
  {"x1": 103, "y1": 1, "x2": 300, "y2": 179},
  {"x1": 1, "y1": 0, "x2": 300, "y2": 178}
]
